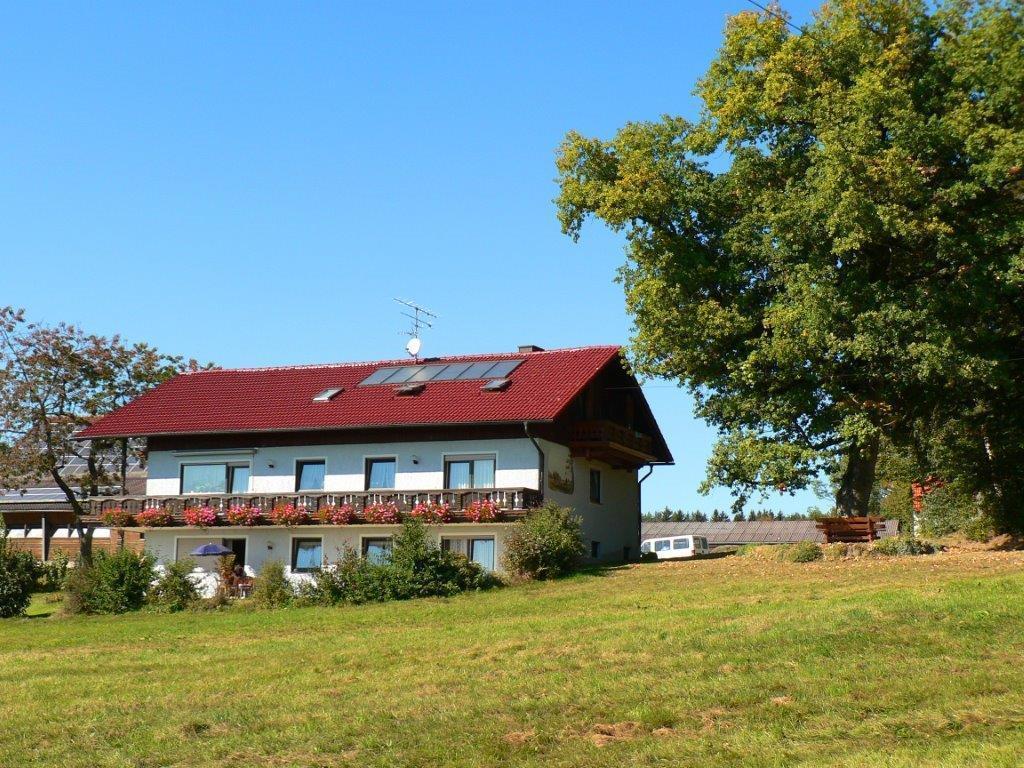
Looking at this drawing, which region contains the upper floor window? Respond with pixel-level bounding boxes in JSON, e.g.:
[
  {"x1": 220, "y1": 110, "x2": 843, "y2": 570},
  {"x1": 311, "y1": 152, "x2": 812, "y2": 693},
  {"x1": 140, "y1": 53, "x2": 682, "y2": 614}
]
[
  {"x1": 589, "y1": 469, "x2": 602, "y2": 504},
  {"x1": 295, "y1": 460, "x2": 326, "y2": 492},
  {"x1": 365, "y1": 458, "x2": 396, "y2": 490},
  {"x1": 181, "y1": 462, "x2": 250, "y2": 494},
  {"x1": 445, "y1": 455, "x2": 495, "y2": 489}
]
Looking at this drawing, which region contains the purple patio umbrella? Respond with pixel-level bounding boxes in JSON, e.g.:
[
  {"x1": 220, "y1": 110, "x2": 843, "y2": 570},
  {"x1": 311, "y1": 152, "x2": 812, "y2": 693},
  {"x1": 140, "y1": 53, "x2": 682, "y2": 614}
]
[{"x1": 190, "y1": 542, "x2": 233, "y2": 556}]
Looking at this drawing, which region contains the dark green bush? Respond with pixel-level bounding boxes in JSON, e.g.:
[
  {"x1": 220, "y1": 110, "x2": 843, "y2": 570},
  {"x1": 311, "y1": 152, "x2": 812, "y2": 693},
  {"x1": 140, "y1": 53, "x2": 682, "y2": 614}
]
[
  {"x1": 501, "y1": 502, "x2": 585, "y2": 579},
  {"x1": 252, "y1": 560, "x2": 293, "y2": 608},
  {"x1": 63, "y1": 550, "x2": 155, "y2": 615},
  {"x1": 0, "y1": 533, "x2": 35, "y2": 618},
  {"x1": 872, "y1": 535, "x2": 936, "y2": 557},
  {"x1": 149, "y1": 559, "x2": 201, "y2": 612}
]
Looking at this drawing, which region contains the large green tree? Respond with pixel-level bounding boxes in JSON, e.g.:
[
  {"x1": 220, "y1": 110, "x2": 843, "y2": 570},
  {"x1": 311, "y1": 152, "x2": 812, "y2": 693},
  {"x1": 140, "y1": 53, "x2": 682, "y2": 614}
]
[
  {"x1": 0, "y1": 307, "x2": 205, "y2": 561},
  {"x1": 556, "y1": 0, "x2": 1024, "y2": 518}
]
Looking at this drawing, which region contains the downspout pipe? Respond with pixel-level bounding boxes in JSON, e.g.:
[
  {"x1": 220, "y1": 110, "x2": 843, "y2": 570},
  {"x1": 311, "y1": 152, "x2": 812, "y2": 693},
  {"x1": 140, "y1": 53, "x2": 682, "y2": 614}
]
[
  {"x1": 637, "y1": 464, "x2": 655, "y2": 560},
  {"x1": 523, "y1": 421, "x2": 545, "y2": 501}
]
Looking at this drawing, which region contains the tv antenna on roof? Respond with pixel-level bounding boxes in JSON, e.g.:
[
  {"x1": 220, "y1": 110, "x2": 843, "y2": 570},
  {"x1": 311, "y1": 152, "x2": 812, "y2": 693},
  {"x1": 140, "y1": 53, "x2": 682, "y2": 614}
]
[{"x1": 395, "y1": 298, "x2": 437, "y2": 361}]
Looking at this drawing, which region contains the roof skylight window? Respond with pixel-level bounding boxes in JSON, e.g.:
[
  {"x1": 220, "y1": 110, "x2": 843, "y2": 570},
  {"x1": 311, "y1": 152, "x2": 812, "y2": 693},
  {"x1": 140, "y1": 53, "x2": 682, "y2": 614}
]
[{"x1": 312, "y1": 387, "x2": 344, "y2": 402}]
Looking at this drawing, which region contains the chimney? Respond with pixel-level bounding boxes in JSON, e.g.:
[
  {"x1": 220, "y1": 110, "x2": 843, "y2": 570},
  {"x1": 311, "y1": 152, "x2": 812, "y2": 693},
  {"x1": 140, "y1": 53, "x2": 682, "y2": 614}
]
[{"x1": 517, "y1": 344, "x2": 544, "y2": 353}]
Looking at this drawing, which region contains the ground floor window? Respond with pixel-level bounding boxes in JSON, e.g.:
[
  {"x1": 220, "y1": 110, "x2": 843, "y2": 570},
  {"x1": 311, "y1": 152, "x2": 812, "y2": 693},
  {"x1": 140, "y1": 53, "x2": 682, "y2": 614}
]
[
  {"x1": 441, "y1": 536, "x2": 495, "y2": 571},
  {"x1": 362, "y1": 537, "x2": 393, "y2": 564},
  {"x1": 591, "y1": 541, "x2": 601, "y2": 558},
  {"x1": 291, "y1": 537, "x2": 323, "y2": 572},
  {"x1": 174, "y1": 537, "x2": 247, "y2": 572}
]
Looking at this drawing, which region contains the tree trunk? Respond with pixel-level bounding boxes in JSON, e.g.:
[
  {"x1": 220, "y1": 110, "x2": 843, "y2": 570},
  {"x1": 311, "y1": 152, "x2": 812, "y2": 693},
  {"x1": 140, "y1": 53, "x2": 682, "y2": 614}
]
[
  {"x1": 835, "y1": 434, "x2": 880, "y2": 516},
  {"x1": 75, "y1": 521, "x2": 94, "y2": 565}
]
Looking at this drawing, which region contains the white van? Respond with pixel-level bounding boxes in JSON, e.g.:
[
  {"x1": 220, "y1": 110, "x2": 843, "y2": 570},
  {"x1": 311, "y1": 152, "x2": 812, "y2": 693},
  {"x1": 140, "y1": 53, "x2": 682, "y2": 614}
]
[{"x1": 640, "y1": 535, "x2": 710, "y2": 560}]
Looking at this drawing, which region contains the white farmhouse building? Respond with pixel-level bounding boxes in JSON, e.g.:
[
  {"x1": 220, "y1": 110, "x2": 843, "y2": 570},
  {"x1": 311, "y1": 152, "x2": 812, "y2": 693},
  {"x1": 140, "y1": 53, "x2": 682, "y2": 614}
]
[{"x1": 78, "y1": 344, "x2": 672, "y2": 582}]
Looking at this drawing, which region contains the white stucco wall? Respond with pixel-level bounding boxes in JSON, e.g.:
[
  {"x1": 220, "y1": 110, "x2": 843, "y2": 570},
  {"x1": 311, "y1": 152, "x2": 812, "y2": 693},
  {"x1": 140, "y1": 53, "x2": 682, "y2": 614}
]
[
  {"x1": 146, "y1": 438, "x2": 541, "y2": 495},
  {"x1": 538, "y1": 438, "x2": 640, "y2": 563}
]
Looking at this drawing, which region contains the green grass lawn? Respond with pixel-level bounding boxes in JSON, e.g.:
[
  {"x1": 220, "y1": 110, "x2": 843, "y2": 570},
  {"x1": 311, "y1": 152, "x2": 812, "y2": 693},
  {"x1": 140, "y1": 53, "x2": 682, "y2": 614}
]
[{"x1": 3, "y1": 551, "x2": 1024, "y2": 767}]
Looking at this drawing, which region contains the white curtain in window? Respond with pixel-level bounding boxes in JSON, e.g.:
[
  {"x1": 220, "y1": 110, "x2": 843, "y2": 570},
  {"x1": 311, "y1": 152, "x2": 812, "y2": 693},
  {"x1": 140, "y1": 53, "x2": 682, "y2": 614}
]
[
  {"x1": 447, "y1": 461, "x2": 471, "y2": 489},
  {"x1": 294, "y1": 540, "x2": 322, "y2": 570},
  {"x1": 297, "y1": 462, "x2": 326, "y2": 491},
  {"x1": 473, "y1": 459, "x2": 495, "y2": 488},
  {"x1": 470, "y1": 538, "x2": 495, "y2": 571}
]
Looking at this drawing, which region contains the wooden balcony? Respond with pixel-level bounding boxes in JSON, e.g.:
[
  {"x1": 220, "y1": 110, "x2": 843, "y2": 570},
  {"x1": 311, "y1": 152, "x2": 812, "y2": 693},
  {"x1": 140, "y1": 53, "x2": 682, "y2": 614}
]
[
  {"x1": 82, "y1": 487, "x2": 543, "y2": 527},
  {"x1": 570, "y1": 420, "x2": 657, "y2": 468}
]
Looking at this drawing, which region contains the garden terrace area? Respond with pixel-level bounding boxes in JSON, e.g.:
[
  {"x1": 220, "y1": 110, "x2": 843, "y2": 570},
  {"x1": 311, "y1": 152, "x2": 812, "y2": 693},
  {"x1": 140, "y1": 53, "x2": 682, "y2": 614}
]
[{"x1": 82, "y1": 487, "x2": 543, "y2": 527}]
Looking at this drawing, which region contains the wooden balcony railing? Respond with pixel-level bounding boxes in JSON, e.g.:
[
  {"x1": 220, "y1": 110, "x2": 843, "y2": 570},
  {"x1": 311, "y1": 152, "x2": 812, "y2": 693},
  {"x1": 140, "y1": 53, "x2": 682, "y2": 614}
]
[
  {"x1": 83, "y1": 487, "x2": 543, "y2": 526},
  {"x1": 570, "y1": 420, "x2": 655, "y2": 465}
]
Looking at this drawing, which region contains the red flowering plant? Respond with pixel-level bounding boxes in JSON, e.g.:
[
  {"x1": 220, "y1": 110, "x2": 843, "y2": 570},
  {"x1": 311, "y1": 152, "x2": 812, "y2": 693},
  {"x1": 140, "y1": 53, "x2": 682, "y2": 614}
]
[
  {"x1": 100, "y1": 508, "x2": 134, "y2": 527},
  {"x1": 135, "y1": 507, "x2": 174, "y2": 527},
  {"x1": 225, "y1": 504, "x2": 263, "y2": 527},
  {"x1": 270, "y1": 502, "x2": 309, "y2": 527},
  {"x1": 363, "y1": 501, "x2": 400, "y2": 524},
  {"x1": 183, "y1": 505, "x2": 219, "y2": 528},
  {"x1": 464, "y1": 499, "x2": 500, "y2": 522},
  {"x1": 315, "y1": 504, "x2": 355, "y2": 525},
  {"x1": 408, "y1": 501, "x2": 451, "y2": 524}
]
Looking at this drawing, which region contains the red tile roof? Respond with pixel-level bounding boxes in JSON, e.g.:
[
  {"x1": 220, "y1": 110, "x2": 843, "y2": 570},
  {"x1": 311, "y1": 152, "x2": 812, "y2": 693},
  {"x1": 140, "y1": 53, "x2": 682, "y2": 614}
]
[{"x1": 78, "y1": 345, "x2": 627, "y2": 439}]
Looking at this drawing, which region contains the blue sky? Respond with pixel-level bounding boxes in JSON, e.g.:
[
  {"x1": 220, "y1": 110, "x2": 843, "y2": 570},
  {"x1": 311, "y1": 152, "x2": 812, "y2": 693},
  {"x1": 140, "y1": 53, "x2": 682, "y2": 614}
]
[{"x1": 1, "y1": 0, "x2": 826, "y2": 514}]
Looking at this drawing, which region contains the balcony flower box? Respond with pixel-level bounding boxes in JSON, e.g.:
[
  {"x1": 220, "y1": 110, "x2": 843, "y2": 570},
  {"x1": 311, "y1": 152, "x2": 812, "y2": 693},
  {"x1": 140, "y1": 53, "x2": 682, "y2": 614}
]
[
  {"x1": 225, "y1": 504, "x2": 263, "y2": 527},
  {"x1": 408, "y1": 501, "x2": 451, "y2": 524},
  {"x1": 270, "y1": 502, "x2": 309, "y2": 527},
  {"x1": 363, "y1": 502, "x2": 400, "y2": 524},
  {"x1": 183, "y1": 506, "x2": 219, "y2": 528},
  {"x1": 100, "y1": 508, "x2": 134, "y2": 528},
  {"x1": 135, "y1": 507, "x2": 174, "y2": 527},
  {"x1": 464, "y1": 499, "x2": 500, "y2": 522},
  {"x1": 315, "y1": 504, "x2": 355, "y2": 525}
]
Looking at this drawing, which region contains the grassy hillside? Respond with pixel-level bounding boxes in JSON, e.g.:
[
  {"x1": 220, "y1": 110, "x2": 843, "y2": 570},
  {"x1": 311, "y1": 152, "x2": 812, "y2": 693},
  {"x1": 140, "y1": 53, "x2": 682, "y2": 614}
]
[{"x1": 3, "y1": 551, "x2": 1024, "y2": 767}]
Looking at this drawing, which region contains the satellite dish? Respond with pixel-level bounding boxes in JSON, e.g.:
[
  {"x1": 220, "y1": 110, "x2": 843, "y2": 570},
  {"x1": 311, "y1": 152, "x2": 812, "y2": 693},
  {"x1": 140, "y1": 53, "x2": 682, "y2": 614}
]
[{"x1": 406, "y1": 337, "x2": 422, "y2": 357}]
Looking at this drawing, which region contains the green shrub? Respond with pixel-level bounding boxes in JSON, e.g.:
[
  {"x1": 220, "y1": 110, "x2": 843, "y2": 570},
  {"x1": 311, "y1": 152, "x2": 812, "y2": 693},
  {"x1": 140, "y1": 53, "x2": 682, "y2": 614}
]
[
  {"x1": 918, "y1": 483, "x2": 979, "y2": 538},
  {"x1": 149, "y1": 559, "x2": 201, "y2": 612},
  {"x1": 252, "y1": 560, "x2": 293, "y2": 608},
  {"x1": 0, "y1": 533, "x2": 35, "y2": 618},
  {"x1": 36, "y1": 550, "x2": 70, "y2": 592},
  {"x1": 962, "y1": 514, "x2": 997, "y2": 543},
  {"x1": 298, "y1": 520, "x2": 498, "y2": 606},
  {"x1": 872, "y1": 535, "x2": 936, "y2": 557},
  {"x1": 63, "y1": 550, "x2": 155, "y2": 615},
  {"x1": 502, "y1": 502, "x2": 585, "y2": 579},
  {"x1": 786, "y1": 542, "x2": 823, "y2": 563}
]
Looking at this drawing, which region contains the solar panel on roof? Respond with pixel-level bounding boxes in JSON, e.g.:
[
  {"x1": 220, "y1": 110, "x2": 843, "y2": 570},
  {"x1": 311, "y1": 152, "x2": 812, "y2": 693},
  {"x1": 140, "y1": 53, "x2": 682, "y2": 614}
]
[
  {"x1": 359, "y1": 359, "x2": 524, "y2": 386},
  {"x1": 430, "y1": 362, "x2": 472, "y2": 381}
]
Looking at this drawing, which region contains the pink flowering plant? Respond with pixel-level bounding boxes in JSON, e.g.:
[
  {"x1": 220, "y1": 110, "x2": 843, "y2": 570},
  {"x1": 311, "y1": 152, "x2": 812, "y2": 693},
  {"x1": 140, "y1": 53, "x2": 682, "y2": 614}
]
[
  {"x1": 464, "y1": 498, "x2": 500, "y2": 522},
  {"x1": 270, "y1": 502, "x2": 309, "y2": 527},
  {"x1": 135, "y1": 507, "x2": 174, "y2": 527},
  {"x1": 363, "y1": 501, "x2": 400, "y2": 524},
  {"x1": 225, "y1": 504, "x2": 263, "y2": 526},
  {"x1": 183, "y1": 505, "x2": 219, "y2": 528},
  {"x1": 100, "y1": 508, "x2": 134, "y2": 527},
  {"x1": 315, "y1": 504, "x2": 355, "y2": 525},
  {"x1": 408, "y1": 501, "x2": 451, "y2": 524}
]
